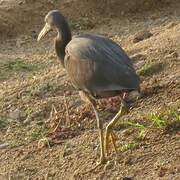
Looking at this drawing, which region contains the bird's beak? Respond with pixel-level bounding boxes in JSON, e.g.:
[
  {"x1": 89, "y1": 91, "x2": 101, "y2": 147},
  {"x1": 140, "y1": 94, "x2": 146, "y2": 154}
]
[{"x1": 37, "y1": 23, "x2": 51, "y2": 41}]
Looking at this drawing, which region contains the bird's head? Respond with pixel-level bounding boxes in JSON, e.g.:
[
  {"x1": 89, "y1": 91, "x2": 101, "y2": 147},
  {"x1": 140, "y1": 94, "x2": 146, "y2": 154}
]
[{"x1": 37, "y1": 10, "x2": 66, "y2": 41}]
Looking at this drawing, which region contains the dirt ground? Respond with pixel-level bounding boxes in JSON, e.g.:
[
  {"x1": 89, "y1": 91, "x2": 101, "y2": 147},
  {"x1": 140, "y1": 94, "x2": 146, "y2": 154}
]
[{"x1": 0, "y1": 0, "x2": 180, "y2": 180}]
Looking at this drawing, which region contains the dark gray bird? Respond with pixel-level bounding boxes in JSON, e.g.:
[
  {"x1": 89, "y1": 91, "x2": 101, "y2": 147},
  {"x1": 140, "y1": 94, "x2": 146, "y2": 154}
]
[{"x1": 38, "y1": 10, "x2": 140, "y2": 166}]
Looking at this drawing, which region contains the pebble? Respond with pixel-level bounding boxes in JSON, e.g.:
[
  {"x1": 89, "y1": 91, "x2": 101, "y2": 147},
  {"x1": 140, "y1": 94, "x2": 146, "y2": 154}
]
[
  {"x1": 0, "y1": 143, "x2": 9, "y2": 149},
  {"x1": 133, "y1": 30, "x2": 153, "y2": 43},
  {"x1": 9, "y1": 109, "x2": 21, "y2": 120},
  {"x1": 122, "y1": 177, "x2": 133, "y2": 180}
]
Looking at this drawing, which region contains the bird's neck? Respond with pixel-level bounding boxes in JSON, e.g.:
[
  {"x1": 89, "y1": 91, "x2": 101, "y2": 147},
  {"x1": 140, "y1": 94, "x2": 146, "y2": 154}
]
[{"x1": 55, "y1": 25, "x2": 72, "y2": 67}]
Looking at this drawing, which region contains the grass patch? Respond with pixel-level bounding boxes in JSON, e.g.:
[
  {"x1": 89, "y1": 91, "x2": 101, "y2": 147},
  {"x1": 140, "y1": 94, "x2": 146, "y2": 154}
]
[
  {"x1": 125, "y1": 120, "x2": 146, "y2": 138},
  {"x1": 148, "y1": 104, "x2": 180, "y2": 131},
  {"x1": 149, "y1": 112, "x2": 167, "y2": 128},
  {"x1": 121, "y1": 142, "x2": 139, "y2": 152},
  {"x1": 0, "y1": 58, "x2": 39, "y2": 81},
  {"x1": 30, "y1": 126, "x2": 48, "y2": 141},
  {"x1": 137, "y1": 62, "x2": 163, "y2": 76},
  {"x1": 3, "y1": 60, "x2": 35, "y2": 71},
  {"x1": 118, "y1": 102, "x2": 180, "y2": 142},
  {"x1": 0, "y1": 117, "x2": 9, "y2": 129},
  {"x1": 29, "y1": 82, "x2": 60, "y2": 97}
]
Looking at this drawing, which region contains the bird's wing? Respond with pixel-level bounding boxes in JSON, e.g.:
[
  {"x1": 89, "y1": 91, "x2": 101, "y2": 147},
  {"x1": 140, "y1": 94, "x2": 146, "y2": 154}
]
[{"x1": 65, "y1": 34, "x2": 140, "y2": 92}]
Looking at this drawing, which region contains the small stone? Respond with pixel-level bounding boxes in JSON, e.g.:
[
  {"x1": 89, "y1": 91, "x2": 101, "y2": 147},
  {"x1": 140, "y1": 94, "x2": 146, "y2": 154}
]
[
  {"x1": 0, "y1": 143, "x2": 9, "y2": 149},
  {"x1": 36, "y1": 121, "x2": 44, "y2": 126},
  {"x1": 133, "y1": 30, "x2": 153, "y2": 43},
  {"x1": 9, "y1": 109, "x2": 21, "y2": 120},
  {"x1": 122, "y1": 177, "x2": 133, "y2": 180}
]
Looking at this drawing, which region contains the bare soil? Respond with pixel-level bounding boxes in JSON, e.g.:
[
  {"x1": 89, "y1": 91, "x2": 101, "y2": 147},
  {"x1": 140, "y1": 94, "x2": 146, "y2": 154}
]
[{"x1": 0, "y1": 0, "x2": 180, "y2": 180}]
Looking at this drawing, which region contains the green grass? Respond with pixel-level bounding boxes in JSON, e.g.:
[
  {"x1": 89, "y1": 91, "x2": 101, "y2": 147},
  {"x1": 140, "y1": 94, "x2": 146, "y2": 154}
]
[
  {"x1": 30, "y1": 126, "x2": 48, "y2": 141},
  {"x1": 137, "y1": 62, "x2": 163, "y2": 76},
  {"x1": 119, "y1": 103, "x2": 179, "y2": 142},
  {"x1": 0, "y1": 58, "x2": 39, "y2": 81},
  {"x1": 0, "y1": 117, "x2": 9, "y2": 129},
  {"x1": 126, "y1": 121, "x2": 146, "y2": 138},
  {"x1": 148, "y1": 105, "x2": 180, "y2": 130},
  {"x1": 29, "y1": 82, "x2": 60, "y2": 97},
  {"x1": 150, "y1": 112, "x2": 167, "y2": 128},
  {"x1": 121, "y1": 142, "x2": 139, "y2": 152}
]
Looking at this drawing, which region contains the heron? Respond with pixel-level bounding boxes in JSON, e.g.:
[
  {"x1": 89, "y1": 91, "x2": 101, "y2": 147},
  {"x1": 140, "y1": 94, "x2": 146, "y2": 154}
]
[{"x1": 37, "y1": 10, "x2": 140, "y2": 166}]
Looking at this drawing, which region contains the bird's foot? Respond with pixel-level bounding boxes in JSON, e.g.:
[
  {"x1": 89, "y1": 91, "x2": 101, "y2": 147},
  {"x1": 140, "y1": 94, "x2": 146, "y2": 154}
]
[
  {"x1": 81, "y1": 156, "x2": 107, "y2": 174},
  {"x1": 105, "y1": 127, "x2": 118, "y2": 155}
]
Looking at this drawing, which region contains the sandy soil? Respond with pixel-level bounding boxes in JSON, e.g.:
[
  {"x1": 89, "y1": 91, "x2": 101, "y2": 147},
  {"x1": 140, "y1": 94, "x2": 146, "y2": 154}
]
[{"x1": 0, "y1": 0, "x2": 180, "y2": 179}]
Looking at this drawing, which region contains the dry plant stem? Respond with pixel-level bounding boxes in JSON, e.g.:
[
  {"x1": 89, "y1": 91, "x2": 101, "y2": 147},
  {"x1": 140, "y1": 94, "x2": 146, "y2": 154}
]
[
  {"x1": 52, "y1": 117, "x2": 62, "y2": 133},
  {"x1": 64, "y1": 93, "x2": 71, "y2": 127},
  {"x1": 48, "y1": 104, "x2": 57, "y2": 123},
  {"x1": 49, "y1": 104, "x2": 61, "y2": 132}
]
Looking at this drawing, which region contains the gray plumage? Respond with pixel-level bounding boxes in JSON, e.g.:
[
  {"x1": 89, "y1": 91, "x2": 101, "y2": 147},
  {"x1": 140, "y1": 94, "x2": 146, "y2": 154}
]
[{"x1": 65, "y1": 34, "x2": 140, "y2": 98}]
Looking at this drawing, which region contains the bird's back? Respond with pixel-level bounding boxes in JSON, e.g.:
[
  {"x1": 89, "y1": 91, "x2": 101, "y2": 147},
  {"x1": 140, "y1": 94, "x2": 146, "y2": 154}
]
[{"x1": 65, "y1": 34, "x2": 140, "y2": 97}]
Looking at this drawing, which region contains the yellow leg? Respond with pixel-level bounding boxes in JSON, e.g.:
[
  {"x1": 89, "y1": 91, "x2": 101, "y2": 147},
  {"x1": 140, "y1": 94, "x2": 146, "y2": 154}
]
[
  {"x1": 92, "y1": 105, "x2": 107, "y2": 164},
  {"x1": 105, "y1": 101, "x2": 128, "y2": 155},
  {"x1": 79, "y1": 91, "x2": 106, "y2": 165}
]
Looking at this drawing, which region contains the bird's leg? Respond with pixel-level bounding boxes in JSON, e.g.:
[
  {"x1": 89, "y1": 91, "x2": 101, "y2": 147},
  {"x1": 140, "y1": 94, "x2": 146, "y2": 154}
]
[
  {"x1": 79, "y1": 91, "x2": 107, "y2": 165},
  {"x1": 105, "y1": 100, "x2": 128, "y2": 155},
  {"x1": 92, "y1": 105, "x2": 107, "y2": 164}
]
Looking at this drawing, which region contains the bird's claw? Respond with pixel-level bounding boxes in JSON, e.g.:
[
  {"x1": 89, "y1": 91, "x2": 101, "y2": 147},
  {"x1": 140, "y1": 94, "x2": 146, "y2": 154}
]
[
  {"x1": 81, "y1": 157, "x2": 107, "y2": 174},
  {"x1": 105, "y1": 128, "x2": 118, "y2": 155}
]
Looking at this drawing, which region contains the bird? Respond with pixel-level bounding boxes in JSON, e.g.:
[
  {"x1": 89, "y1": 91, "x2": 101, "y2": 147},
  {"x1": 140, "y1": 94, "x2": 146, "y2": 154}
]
[{"x1": 37, "y1": 10, "x2": 140, "y2": 167}]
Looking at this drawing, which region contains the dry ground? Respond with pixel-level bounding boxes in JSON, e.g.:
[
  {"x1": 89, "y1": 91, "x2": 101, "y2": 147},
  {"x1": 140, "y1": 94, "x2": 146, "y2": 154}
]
[{"x1": 0, "y1": 0, "x2": 180, "y2": 180}]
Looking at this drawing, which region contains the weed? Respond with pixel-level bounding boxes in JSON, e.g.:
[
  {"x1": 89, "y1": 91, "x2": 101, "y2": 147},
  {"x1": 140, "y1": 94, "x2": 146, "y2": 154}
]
[
  {"x1": 121, "y1": 142, "x2": 139, "y2": 152},
  {"x1": 150, "y1": 112, "x2": 167, "y2": 128},
  {"x1": 31, "y1": 129, "x2": 42, "y2": 140},
  {"x1": 164, "y1": 107, "x2": 180, "y2": 133},
  {"x1": 3, "y1": 59, "x2": 35, "y2": 71},
  {"x1": 30, "y1": 82, "x2": 59, "y2": 97},
  {"x1": 0, "y1": 58, "x2": 39, "y2": 81},
  {"x1": 170, "y1": 108, "x2": 180, "y2": 122},
  {"x1": 25, "y1": 106, "x2": 35, "y2": 117},
  {"x1": 0, "y1": 117, "x2": 9, "y2": 129},
  {"x1": 30, "y1": 127, "x2": 48, "y2": 141},
  {"x1": 137, "y1": 62, "x2": 163, "y2": 76},
  {"x1": 126, "y1": 121, "x2": 146, "y2": 138}
]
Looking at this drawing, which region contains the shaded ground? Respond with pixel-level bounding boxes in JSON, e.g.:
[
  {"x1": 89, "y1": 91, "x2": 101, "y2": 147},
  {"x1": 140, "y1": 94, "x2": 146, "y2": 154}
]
[{"x1": 0, "y1": 0, "x2": 180, "y2": 179}]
